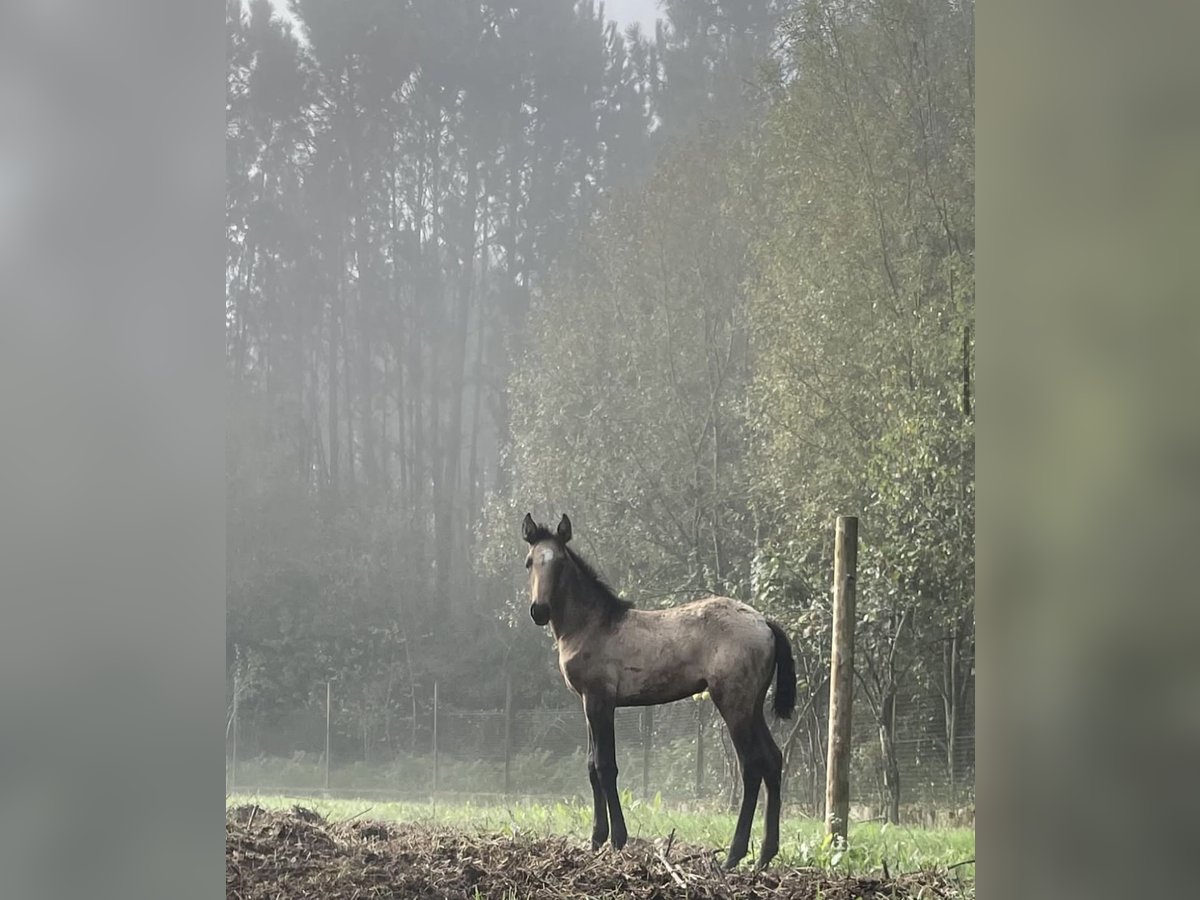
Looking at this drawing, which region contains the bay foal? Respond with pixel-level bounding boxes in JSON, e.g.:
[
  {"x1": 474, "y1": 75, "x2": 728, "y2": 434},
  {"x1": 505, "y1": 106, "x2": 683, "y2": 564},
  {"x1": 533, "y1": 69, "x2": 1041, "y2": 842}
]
[{"x1": 522, "y1": 513, "x2": 796, "y2": 869}]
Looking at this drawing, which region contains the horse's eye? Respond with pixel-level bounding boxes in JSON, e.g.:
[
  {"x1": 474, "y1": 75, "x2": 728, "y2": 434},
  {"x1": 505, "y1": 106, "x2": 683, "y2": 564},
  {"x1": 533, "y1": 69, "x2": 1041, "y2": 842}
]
[{"x1": 525, "y1": 556, "x2": 533, "y2": 569}]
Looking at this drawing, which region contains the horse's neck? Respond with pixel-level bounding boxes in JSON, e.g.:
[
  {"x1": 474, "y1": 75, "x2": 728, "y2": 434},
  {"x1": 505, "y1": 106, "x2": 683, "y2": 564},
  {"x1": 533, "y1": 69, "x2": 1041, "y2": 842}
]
[{"x1": 550, "y1": 567, "x2": 604, "y2": 643}]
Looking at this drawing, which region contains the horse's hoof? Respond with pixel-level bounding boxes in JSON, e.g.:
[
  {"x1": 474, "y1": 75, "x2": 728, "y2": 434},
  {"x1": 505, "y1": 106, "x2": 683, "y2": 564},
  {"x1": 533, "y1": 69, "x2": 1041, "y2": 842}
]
[{"x1": 611, "y1": 833, "x2": 628, "y2": 850}]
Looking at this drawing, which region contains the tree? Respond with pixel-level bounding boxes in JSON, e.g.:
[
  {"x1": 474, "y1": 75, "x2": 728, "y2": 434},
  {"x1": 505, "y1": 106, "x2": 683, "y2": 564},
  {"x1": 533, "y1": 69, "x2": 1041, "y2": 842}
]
[
  {"x1": 747, "y1": 0, "x2": 974, "y2": 819},
  {"x1": 481, "y1": 125, "x2": 757, "y2": 612},
  {"x1": 227, "y1": 0, "x2": 662, "y2": 746},
  {"x1": 654, "y1": 0, "x2": 788, "y2": 141}
]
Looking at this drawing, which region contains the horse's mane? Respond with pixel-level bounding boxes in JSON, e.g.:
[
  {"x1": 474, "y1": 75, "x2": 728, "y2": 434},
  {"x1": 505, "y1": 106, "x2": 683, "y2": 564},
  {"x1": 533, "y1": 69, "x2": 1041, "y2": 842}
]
[
  {"x1": 564, "y1": 545, "x2": 634, "y2": 621},
  {"x1": 526, "y1": 524, "x2": 633, "y2": 622}
]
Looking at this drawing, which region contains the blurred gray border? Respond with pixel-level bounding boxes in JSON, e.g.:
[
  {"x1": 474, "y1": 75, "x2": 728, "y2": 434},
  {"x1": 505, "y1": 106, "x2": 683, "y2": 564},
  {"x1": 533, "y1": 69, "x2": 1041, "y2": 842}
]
[
  {"x1": 0, "y1": 1, "x2": 225, "y2": 899},
  {"x1": 1, "y1": 0, "x2": 1196, "y2": 897},
  {"x1": 982, "y1": 2, "x2": 1200, "y2": 898}
]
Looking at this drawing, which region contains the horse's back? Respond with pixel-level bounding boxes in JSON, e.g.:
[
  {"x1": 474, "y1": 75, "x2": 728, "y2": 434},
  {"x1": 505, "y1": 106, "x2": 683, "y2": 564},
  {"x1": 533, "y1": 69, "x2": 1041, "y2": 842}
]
[
  {"x1": 650, "y1": 595, "x2": 773, "y2": 641},
  {"x1": 674, "y1": 595, "x2": 775, "y2": 673}
]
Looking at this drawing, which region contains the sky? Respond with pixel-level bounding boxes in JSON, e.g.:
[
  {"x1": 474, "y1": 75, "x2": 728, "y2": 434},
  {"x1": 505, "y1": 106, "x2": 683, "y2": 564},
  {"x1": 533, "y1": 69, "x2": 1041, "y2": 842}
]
[
  {"x1": 267, "y1": 1, "x2": 663, "y2": 42},
  {"x1": 599, "y1": 0, "x2": 662, "y2": 34}
]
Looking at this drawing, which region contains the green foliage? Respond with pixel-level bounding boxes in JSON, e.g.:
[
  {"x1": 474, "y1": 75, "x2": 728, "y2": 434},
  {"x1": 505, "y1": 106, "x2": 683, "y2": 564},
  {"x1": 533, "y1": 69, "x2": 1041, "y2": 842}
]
[
  {"x1": 745, "y1": 0, "x2": 975, "y2": 812},
  {"x1": 479, "y1": 125, "x2": 758, "y2": 606}
]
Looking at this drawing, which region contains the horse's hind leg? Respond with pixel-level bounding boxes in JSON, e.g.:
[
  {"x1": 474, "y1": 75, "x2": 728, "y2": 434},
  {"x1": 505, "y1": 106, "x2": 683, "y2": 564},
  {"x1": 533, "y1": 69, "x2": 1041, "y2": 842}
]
[
  {"x1": 729, "y1": 729, "x2": 763, "y2": 869},
  {"x1": 755, "y1": 715, "x2": 784, "y2": 868},
  {"x1": 717, "y1": 706, "x2": 763, "y2": 870}
]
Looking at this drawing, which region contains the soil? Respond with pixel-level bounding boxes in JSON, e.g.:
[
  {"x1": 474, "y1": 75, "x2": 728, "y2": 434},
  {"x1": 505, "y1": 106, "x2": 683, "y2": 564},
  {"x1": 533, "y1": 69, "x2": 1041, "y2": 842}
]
[{"x1": 226, "y1": 804, "x2": 963, "y2": 899}]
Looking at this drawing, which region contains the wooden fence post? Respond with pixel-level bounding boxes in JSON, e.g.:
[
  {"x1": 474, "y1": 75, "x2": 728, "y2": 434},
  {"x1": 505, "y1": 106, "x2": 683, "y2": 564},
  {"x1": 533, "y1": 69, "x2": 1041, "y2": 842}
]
[
  {"x1": 825, "y1": 515, "x2": 858, "y2": 843},
  {"x1": 503, "y1": 677, "x2": 513, "y2": 795}
]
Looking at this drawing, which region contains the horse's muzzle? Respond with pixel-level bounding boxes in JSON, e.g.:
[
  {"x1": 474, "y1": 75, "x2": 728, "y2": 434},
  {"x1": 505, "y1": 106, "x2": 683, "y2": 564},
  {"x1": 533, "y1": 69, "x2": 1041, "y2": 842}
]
[{"x1": 530, "y1": 603, "x2": 550, "y2": 627}]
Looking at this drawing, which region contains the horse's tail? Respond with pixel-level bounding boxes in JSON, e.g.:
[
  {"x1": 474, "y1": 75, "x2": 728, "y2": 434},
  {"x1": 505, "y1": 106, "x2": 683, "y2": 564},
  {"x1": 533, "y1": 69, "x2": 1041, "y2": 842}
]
[{"x1": 767, "y1": 619, "x2": 797, "y2": 719}]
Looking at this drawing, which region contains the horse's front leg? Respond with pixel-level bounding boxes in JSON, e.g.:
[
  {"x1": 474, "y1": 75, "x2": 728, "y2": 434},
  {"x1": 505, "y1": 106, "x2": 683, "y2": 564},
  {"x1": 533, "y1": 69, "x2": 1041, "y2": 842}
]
[
  {"x1": 585, "y1": 718, "x2": 609, "y2": 849},
  {"x1": 584, "y1": 692, "x2": 627, "y2": 850}
]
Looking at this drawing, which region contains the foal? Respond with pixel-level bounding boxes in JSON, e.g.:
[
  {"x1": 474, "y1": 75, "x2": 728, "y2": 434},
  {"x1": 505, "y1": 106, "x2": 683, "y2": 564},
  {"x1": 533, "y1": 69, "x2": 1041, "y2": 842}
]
[{"x1": 522, "y1": 513, "x2": 796, "y2": 869}]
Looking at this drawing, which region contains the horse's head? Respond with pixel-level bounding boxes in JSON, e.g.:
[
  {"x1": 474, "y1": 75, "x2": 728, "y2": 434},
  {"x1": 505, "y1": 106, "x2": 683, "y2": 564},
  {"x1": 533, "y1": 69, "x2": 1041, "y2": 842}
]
[{"x1": 521, "y1": 512, "x2": 572, "y2": 627}]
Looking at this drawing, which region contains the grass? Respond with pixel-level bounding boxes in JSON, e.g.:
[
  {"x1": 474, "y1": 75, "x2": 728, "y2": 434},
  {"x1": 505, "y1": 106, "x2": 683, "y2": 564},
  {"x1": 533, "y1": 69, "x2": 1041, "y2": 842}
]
[{"x1": 227, "y1": 791, "x2": 974, "y2": 880}]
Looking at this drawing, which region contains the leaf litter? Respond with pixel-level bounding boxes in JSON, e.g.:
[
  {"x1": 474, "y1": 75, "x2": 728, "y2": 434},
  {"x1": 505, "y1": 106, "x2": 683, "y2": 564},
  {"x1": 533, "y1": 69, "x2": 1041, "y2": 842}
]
[{"x1": 227, "y1": 804, "x2": 964, "y2": 899}]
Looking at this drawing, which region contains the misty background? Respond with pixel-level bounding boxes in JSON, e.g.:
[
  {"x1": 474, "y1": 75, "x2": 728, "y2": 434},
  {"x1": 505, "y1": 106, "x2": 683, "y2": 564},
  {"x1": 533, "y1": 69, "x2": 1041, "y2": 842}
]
[{"x1": 227, "y1": 0, "x2": 974, "y2": 819}]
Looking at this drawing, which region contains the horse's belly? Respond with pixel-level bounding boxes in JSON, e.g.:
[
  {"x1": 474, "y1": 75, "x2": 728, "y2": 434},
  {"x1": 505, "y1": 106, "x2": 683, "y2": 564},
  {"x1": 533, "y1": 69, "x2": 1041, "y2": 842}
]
[
  {"x1": 619, "y1": 675, "x2": 706, "y2": 706},
  {"x1": 615, "y1": 656, "x2": 707, "y2": 706}
]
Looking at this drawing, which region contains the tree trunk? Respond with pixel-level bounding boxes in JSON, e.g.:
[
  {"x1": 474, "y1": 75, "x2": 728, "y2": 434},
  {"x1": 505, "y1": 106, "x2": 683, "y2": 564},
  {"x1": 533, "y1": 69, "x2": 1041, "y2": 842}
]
[
  {"x1": 348, "y1": 117, "x2": 377, "y2": 493},
  {"x1": 435, "y1": 152, "x2": 478, "y2": 607},
  {"x1": 879, "y1": 690, "x2": 901, "y2": 824},
  {"x1": 326, "y1": 269, "x2": 341, "y2": 506},
  {"x1": 354, "y1": 214, "x2": 377, "y2": 492},
  {"x1": 466, "y1": 259, "x2": 487, "y2": 532},
  {"x1": 341, "y1": 272, "x2": 355, "y2": 498}
]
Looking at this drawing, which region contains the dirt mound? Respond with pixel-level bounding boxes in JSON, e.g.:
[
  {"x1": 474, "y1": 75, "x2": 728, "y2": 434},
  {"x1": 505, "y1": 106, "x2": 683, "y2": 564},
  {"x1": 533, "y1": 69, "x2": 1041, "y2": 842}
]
[{"x1": 227, "y1": 806, "x2": 963, "y2": 899}]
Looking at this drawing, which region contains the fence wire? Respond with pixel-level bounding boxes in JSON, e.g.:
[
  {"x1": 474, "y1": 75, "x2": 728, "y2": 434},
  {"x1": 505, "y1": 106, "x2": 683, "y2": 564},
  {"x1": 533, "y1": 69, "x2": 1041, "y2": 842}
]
[{"x1": 227, "y1": 680, "x2": 974, "y2": 824}]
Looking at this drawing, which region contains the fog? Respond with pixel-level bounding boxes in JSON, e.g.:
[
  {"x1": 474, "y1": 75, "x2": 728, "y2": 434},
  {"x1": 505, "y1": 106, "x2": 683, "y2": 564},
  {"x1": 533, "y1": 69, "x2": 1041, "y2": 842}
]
[{"x1": 225, "y1": 0, "x2": 976, "y2": 831}]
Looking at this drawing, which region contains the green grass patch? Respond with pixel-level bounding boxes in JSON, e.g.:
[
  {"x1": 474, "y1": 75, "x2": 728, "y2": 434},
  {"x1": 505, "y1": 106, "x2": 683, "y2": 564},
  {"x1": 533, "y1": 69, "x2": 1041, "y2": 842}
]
[{"x1": 227, "y1": 792, "x2": 974, "y2": 880}]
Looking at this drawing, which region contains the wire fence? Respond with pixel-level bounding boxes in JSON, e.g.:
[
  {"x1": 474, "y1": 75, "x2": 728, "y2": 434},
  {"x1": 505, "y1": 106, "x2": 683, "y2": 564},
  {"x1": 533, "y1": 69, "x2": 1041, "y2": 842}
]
[{"x1": 227, "y1": 680, "x2": 973, "y2": 826}]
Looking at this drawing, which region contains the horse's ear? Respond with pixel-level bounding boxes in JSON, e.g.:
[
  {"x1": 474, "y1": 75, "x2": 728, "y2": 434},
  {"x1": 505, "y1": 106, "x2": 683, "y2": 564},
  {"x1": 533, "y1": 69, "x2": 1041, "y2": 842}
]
[
  {"x1": 521, "y1": 513, "x2": 537, "y2": 543},
  {"x1": 556, "y1": 513, "x2": 572, "y2": 544}
]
